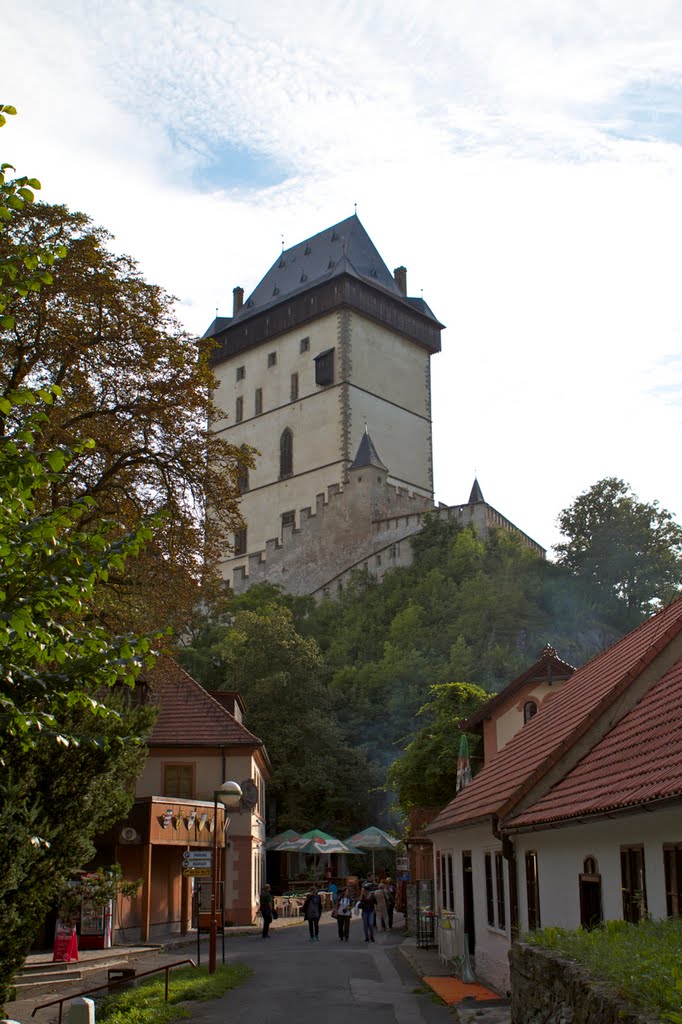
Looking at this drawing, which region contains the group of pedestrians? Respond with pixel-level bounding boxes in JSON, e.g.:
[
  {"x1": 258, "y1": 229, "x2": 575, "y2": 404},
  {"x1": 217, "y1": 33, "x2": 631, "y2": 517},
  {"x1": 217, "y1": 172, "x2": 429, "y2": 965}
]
[{"x1": 258, "y1": 875, "x2": 396, "y2": 943}]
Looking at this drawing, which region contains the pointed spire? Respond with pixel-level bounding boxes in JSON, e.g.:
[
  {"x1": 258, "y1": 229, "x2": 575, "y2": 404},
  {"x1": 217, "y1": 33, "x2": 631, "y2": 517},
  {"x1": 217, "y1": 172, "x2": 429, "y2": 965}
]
[
  {"x1": 350, "y1": 431, "x2": 388, "y2": 471},
  {"x1": 468, "y1": 477, "x2": 484, "y2": 504}
]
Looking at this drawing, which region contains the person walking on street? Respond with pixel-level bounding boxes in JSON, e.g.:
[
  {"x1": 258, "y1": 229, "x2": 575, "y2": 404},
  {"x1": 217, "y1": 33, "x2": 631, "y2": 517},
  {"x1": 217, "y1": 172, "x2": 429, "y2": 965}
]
[
  {"x1": 359, "y1": 882, "x2": 377, "y2": 942},
  {"x1": 384, "y1": 877, "x2": 396, "y2": 929},
  {"x1": 259, "y1": 884, "x2": 273, "y2": 939},
  {"x1": 303, "y1": 887, "x2": 323, "y2": 941},
  {"x1": 374, "y1": 882, "x2": 389, "y2": 932},
  {"x1": 334, "y1": 887, "x2": 353, "y2": 942}
]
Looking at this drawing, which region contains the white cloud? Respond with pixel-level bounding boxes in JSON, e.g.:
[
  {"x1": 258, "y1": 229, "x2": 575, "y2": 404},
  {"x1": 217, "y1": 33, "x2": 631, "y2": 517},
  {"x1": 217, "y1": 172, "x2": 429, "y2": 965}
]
[{"x1": 2, "y1": 0, "x2": 681, "y2": 553}]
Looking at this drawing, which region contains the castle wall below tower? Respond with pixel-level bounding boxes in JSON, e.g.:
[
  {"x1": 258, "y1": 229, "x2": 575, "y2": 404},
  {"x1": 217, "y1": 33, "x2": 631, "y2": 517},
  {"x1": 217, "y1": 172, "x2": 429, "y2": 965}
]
[{"x1": 230, "y1": 470, "x2": 545, "y2": 598}]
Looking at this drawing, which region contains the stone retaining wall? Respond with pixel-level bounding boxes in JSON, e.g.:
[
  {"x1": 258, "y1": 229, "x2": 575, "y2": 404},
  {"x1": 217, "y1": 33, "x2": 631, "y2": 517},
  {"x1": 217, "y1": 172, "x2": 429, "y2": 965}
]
[{"x1": 510, "y1": 943, "x2": 658, "y2": 1024}]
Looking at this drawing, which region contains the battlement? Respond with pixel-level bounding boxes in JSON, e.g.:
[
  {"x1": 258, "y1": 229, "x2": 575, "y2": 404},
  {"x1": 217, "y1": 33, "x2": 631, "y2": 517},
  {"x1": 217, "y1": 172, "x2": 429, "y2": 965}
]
[{"x1": 228, "y1": 470, "x2": 544, "y2": 598}]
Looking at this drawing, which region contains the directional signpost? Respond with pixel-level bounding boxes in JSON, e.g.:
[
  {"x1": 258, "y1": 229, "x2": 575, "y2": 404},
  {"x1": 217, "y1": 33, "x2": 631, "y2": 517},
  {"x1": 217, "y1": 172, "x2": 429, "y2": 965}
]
[{"x1": 183, "y1": 851, "x2": 212, "y2": 877}]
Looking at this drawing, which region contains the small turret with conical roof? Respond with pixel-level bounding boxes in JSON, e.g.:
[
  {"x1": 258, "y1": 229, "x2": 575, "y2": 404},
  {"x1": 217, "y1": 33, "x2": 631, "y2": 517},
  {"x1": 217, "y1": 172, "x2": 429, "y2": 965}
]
[
  {"x1": 468, "y1": 478, "x2": 485, "y2": 504},
  {"x1": 350, "y1": 428, "x2": 388, "y2": 472}
]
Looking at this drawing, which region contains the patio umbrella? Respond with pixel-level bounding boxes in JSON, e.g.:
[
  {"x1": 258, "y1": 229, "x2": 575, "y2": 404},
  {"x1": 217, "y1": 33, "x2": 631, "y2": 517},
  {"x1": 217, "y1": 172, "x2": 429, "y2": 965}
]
[
  {"x1": 274, "y1": 829, "x2": 356, "y2": 879},
  {"x1": 265, "y1": 829, "x2": 300, "y2": 851},
  {"x1": 344, "y1": 826, "x2": 400, "y2": 876}
]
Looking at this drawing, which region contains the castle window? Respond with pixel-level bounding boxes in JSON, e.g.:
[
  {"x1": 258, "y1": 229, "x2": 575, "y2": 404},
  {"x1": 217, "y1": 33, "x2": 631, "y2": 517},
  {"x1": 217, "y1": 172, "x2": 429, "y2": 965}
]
[
  {"x1": 237, "y1": 446, "x2": 249, "y2": 493},
  {"x1": 279, "y1": 428, "x2": 293, "y2": 478},
  {"x1": 235, "y1": 396, "x2": 244, "y2": 423},
  {"x1": 267, "y1": 351, "x2": 277, "y2": 367},
  {"x1": 314, "y1": 347, "x2": 335, "y2": 386},
  {"x1": 524, "y1": 700, "x2": 538, "y2": 724},
  {"x1": 290, "y1": 372, "x2": 299, "y2": 402},
  {"x1": 300, "y1": 336, "x2": 310, "y2": 353},
  {"x1": 236, "y1": 365, "x2": 245, "y2": 381},
  {"x1": 375, "y1": 554, "x2": 382, "y2": 567},
  {"x1": 255, "y1": 388, "x2": 263, "y2": 416},
  {"x1": 233, "y1": 528, "x2": 247, "y2": 555},
  {"x1": 281, "y1": 510, "x2": 295, "y2": 533}
]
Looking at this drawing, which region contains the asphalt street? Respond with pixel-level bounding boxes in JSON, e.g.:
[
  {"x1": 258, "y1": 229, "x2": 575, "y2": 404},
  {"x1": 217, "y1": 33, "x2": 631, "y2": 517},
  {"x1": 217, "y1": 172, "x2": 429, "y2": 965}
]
[{"x1": 188, "y1": 915, "x2": 455, "y2": 1024}]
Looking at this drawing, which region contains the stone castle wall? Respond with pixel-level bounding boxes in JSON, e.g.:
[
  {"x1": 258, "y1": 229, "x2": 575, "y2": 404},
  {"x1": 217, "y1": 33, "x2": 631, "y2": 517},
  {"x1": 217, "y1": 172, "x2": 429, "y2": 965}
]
[{"x1": 231, "y1": 467, "x2": 545, "y2": 597}]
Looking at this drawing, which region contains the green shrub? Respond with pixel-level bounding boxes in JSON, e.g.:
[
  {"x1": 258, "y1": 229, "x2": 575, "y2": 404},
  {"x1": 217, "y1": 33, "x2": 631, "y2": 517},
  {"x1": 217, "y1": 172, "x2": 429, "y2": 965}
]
[
  {"x1": 98, "y1": 964, "x2": 251, "y2": 1023},
  {"x1": 524, "y1": 917, "x2": 682, "y2": 1020}
]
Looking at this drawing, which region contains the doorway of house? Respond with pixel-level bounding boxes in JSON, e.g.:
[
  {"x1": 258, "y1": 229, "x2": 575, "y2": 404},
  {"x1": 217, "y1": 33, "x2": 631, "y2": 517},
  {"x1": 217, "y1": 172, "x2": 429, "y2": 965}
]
[
  {"x1": 462, "y1": 851, "x2": 475, "y2": 954},
  {"x1": 579, "y1": 857, "x2": 603, "y2": 929}
]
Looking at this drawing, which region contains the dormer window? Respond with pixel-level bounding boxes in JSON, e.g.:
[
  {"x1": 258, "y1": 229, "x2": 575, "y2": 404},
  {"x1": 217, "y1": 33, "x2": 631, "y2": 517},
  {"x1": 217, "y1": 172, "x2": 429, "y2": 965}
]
[{"x1": 523, "y1": 700, "x2": 538, "y2": 724}]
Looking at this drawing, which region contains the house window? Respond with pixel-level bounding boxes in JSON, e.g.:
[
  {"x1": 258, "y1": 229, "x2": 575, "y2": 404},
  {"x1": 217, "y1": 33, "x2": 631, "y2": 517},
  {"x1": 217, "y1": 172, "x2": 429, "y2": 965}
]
[
  {"x1": 621, "y1": 846, "x2": 647, "y2": 923},
  {"x1": 484, "y1": 853, "x2": 495, "y2": 927},
  {"x1": 290, "y1": 372, "x2": 299, "y2": 402},
  {"x1": 236, "y1": 365, "x2": 245, "y2": 381},
  {"x1": 525, "y1": 851, "x2": 541, "y2": 930},
  {"x1": 524, "y1": 700, "x2": 538, "y2": 723},
  {"x1": 314, "y1": 347, "x2": 335, "y2": 386},
  {"x1": 446, "y1": 853, "x2": 455, "y2": 912},
  {"x1": 279, "y1": 428, "x2": 293, "y2": 478},
  {"x1": 580, "y1": 856, "x2": 603, "y2": 929},
  {"x1": 267, "y1": 351, "x2": 277, "y2": 367},
  {"x1": 233, "y1": 528, "x2": 247, "y2": 556},
  {"x1": 664, "y1": 844, "x2": 682, "y2": 917},
  {"x1": 495, "y1": 851, "x2": 506, "y2": 930},
  {"x1": 255, "y1": 388, "x2": 263, "y2": 416},
  {"x1": 281, "y1": 510, "x2": 295, "y2": 533},
  {"x1": 300, "y1": 336, "x2": 310, "y2": 353},
  {"x1": 235, "y1": 396, "x2": 243, "y2": 423},
  {"x1": 163, "y1": 764, "x2": 193, "y2": 799}
]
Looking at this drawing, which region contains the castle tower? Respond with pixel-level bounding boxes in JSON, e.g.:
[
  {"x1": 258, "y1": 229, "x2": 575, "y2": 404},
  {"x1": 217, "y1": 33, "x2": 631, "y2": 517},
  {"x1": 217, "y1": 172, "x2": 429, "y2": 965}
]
[{"x1": 204, "y1": 215, "x2": 444, "y2": 583}]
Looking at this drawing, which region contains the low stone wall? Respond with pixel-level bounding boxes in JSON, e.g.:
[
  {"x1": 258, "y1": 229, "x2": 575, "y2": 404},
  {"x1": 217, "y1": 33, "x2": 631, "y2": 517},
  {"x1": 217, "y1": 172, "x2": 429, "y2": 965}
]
[{"x1": 510, "y1": 943, "x2": 658, "y2": 1024}]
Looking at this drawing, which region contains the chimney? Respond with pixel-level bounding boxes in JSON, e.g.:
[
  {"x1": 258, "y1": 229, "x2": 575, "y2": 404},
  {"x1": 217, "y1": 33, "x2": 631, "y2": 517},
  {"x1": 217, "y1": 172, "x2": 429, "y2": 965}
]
[
  {"x1": 233, "y1": 286, "x2": 244, "y2": 315},
  {"x1": 393, "y1": 266, "x2": 407, "y2": 295}
]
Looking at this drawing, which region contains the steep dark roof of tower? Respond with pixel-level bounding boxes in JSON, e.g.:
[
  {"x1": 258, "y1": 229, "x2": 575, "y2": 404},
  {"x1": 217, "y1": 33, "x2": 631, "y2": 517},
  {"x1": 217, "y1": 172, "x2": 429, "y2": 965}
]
[
  {"x1": 468, "y1": 478, "x2": 485, "y2": 504},
  {"x1": 350, "y1": 431, "x2": 388, "y2": 471},
  {"x1": 232, "y1": 215, "x2": 440, "y2": 325}
]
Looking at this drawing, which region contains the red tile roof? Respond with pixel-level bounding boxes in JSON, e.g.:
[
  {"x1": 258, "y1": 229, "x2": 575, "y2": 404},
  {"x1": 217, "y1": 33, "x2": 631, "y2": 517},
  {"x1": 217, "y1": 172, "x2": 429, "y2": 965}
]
[
  {"x1": 461, "y1": 645, "x2": 575, "y2": 730},
  {"x1": 506, "y1": 658, "x2": 682, "y2": 828},
  {"x1": 148, "y1": 657, "x2": 263, "y2": 749},
  {"x1": 426, "y1": 597, "x2": 682, "y2": 833}
]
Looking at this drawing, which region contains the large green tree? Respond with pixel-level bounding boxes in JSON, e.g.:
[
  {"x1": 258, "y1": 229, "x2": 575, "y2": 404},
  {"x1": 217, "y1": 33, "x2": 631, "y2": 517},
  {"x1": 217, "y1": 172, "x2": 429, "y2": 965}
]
[
  {"x1": 386, "y1": 681, "x2": 488, "y2": 815},
  {"x1": 0, "y1": 111, "x2": 159, "y2": 1010},
  {"x1": 0, "y1": 198, "x2": 253, "y2": 632},
  {"x1": 555, "y1": 478, "x2": 682, "y2": 614},
  {"x1": 180, "y1": 600, "x2": 376, "y2": 834}
]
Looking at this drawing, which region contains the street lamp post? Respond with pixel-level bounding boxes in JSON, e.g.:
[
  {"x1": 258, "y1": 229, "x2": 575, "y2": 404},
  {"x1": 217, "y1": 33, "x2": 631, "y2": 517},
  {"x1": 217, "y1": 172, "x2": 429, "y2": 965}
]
[{"x1": 209, "y1": 780, "x2": 242, "y2": 974}]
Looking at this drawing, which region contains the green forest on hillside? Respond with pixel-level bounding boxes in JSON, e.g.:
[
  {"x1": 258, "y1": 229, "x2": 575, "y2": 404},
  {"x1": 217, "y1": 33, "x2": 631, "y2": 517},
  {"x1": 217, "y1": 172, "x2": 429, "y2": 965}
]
[{"x1": 180, "y1": 496, "x2": 680, "y2": 834}]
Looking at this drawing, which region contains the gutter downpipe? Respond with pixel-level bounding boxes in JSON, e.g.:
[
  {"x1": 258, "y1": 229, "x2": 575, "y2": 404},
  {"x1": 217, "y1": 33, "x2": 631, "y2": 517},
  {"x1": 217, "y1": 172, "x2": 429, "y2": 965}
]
[{"x1": 493, "y1": 815, "x2": 519, "y2": 941}]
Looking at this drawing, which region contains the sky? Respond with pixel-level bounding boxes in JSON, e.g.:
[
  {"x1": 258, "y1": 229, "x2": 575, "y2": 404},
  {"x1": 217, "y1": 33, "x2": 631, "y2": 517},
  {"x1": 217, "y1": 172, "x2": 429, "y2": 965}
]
[{"x1": 3, "y1": 0, "x2": 681, "y2": 554}]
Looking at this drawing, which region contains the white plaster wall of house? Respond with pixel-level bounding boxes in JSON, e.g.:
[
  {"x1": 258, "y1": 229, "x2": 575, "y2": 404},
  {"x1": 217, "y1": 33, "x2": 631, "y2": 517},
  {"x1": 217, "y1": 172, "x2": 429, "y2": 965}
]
[
  {"x1": 494, "y1": 683, "x2": 560, "y2": 753},
  {"x1": 432, "y1": 822, "x2": 512, "y2": 994},
  {"x1": 513, "y1": 805, "x2": 682, "y2": 932}
]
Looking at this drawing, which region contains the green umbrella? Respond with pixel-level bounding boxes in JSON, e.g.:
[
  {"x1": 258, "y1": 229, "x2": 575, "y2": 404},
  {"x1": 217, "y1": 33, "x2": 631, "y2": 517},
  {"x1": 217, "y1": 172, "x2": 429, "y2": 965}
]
[{"x1": 344, "y1": 826, "x2": 400, "y2": 876}]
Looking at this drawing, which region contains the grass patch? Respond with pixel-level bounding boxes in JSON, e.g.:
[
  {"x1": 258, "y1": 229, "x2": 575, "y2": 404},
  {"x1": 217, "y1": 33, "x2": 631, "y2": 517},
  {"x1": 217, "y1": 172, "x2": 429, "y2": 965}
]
[
  {"x1": 525, "y1": 918, "x2": 682, "y2": 1022},
  {"x1": 98, "y1": 963, "x2": 251, "y2": 1024}
]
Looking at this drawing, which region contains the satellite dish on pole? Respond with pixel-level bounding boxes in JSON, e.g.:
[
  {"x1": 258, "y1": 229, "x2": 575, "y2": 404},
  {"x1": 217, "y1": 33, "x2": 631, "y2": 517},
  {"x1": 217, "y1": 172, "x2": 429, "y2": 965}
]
[{"x1": 240, "y1": 779, "x2": 258, "y2": 808}]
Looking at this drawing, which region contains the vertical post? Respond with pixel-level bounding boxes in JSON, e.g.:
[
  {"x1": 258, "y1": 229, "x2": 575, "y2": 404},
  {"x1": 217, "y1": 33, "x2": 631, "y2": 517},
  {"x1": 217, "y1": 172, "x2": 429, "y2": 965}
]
[
  {"x1": 140, "y1": 843, "x2": 152, "y2": 944},
  {"x1": 209, "y1": 795, "x2": 219, "y2": 974}
]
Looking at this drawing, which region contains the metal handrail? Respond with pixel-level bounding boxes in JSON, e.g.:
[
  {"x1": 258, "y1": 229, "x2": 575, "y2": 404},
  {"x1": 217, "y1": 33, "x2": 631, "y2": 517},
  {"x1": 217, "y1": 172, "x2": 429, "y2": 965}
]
[{"x1": 31, "y1": 957, "x2": 197, "y2": 1024}]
